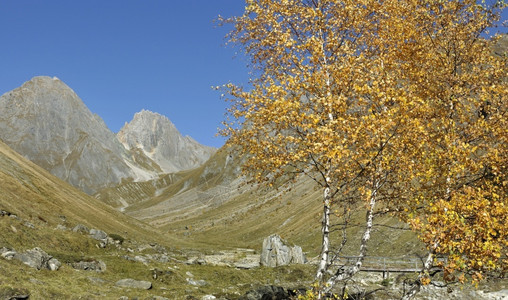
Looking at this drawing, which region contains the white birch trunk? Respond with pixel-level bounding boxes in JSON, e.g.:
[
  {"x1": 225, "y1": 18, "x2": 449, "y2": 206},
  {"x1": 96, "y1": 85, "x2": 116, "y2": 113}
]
[
  {"x1": 401, "y1": 243, "x2": 437, "y2": 300},
  {"x1": 324, "y1": 180, "x2": 379, "y2": 292},
  {"x1": 316, "y1": 185, "x2": 331, "y2": 284}
]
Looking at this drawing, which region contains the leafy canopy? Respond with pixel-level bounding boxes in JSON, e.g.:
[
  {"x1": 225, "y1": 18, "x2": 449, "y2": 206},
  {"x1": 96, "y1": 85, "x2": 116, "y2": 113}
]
[{"x1": 221, "y1": 0, "x2": 507, "y2": 285}]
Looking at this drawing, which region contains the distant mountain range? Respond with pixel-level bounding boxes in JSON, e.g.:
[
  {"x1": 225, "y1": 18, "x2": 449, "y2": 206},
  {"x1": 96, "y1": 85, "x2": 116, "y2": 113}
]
[{"x1": 0, "y1": 76, "x2": 216, "y2": 194}]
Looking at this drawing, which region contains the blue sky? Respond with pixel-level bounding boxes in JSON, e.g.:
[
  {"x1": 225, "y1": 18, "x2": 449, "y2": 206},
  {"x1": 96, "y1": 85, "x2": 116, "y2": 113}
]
[
  {"x1": 0, "y1": 1, "x2": 505, "y2": 148},
  {"x1": 0, "y1": 1, "x2": 248, "y2": 148}
]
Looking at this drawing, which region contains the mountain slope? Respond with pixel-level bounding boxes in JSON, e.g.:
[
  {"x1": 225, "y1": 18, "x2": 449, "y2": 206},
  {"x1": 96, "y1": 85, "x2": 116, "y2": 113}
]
[
  {"x1": 117, "y1": 110, "x2": 216, "y2": 173},
  {"x1": 96, "y1": 147, "x2": 425, "y2": 258},
  {"x1": 0, "y1": 76, "x2": 160, "y2": 194},
  {"x1": 0, "y1": 139, "x2": 162, "y2": 240}
]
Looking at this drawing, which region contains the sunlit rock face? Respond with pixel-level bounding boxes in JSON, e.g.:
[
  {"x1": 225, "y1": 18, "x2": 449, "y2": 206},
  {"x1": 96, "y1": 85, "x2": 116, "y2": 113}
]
[
  {"x1": 0, "y1": 76, "x2": 155, "y2": 194},
  {"x1": 118, "y1": 110, "x2": 216, "y2": 173}
]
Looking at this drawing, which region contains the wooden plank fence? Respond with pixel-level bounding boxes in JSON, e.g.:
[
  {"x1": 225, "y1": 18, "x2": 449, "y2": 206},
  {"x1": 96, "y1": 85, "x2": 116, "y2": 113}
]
[{"x1": 335, "y1": 256, "x2": 445, "y2": 279}]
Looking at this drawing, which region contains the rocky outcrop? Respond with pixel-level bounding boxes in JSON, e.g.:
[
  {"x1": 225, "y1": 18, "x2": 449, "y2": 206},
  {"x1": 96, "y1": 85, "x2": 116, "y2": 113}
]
[
  {"x1": 115, "y1": 278, "x2": 152, "y2": 290},
  {"x1": 260, "y1": 234, "x2": 307, "y2": 267},
  {"x1": 0, "y1": 76, "x2": 160, "y2": 194},
  {"x1": 118, "y1": 110, "x2": 216, "y2": 173},
  {"x1": 1, "y1": 247, "x2": 61, "y2": 271}
]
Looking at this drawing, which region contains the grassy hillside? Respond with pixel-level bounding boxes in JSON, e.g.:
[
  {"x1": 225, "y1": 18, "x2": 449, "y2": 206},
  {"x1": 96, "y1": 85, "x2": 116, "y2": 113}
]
[
  {"x1": 95, "y1": 147, "x2": 426, "y2": 259},
  {"x1": 0, "y1": 140, "x2": 316, "y2": 299},
  {"x1": 0, "y1": 139, "x2": 165, "y2": 241}
]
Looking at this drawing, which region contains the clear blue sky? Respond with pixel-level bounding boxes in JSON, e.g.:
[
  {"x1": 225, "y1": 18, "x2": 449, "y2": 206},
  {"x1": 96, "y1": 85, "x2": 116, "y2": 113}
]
[
  {"x1": 0, "y1": 1, "x2": 505, "y2": 148},
  {"x1": 0, "y1": 1, "x2": 249, "y2": 148}
]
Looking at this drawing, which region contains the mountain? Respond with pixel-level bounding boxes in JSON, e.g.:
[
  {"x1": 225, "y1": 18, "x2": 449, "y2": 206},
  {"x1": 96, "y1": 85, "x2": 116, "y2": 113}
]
[
  {"x1": 0, "y1": 76, "x2": 161, "y2": 194},
  {"x1": 117, "y1": 110, "x2": 216, "y2": 173},
  {"x1": 0, "y1": 76, "x2": 214, "y2": 195}
]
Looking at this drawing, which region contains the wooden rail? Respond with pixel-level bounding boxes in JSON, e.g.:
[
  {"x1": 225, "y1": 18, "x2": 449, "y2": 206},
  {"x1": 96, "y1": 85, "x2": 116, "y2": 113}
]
[{"x1": 334, "y1": 256, "x2": 445, "y2": 279}]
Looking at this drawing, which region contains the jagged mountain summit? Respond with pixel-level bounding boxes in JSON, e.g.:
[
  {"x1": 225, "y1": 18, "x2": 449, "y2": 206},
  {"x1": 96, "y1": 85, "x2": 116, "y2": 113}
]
[
  {"x1": 0, "y1": 76, "x2": 161, "y2": 194},
  {"x1": 117, "y1": 110, "x2": 216, "y2": 173}
]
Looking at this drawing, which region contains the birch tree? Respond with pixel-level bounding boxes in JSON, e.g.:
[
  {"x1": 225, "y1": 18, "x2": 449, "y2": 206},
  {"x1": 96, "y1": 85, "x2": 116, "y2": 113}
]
[{"x1": 220, "y1": 0, "x2": 507, "y2": 298}]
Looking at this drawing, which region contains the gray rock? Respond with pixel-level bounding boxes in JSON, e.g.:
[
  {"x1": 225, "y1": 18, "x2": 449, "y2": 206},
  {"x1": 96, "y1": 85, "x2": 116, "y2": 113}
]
[
  {"x1": 0, "y1": 210, "x2": 11, "y2": 216},
  {"x1": 133, "y1": 255, "x2": 150, "y2": 264},
  {"x1": 186, "y1": 278, "x2": 208, "y2": 286},
  {"x1": 55, "y1": 224, "x2": 67, "y2": 231},
  {"x1": 13, "y1": 247, "x2": 60, "y2": 271},
  {"x1": 260, "y1": 234, "x2": 306, "y2": 267},
  {"x1": 23, "y1": 222, "x2": 35, "y2": 229},
  {"x1": 89, "y1": 228, "x2": 108, "y2": 241},
  {"x1": 148, "y1": 253, "x2": 170, "y2": 263},
  {"x1": 115, "y1": 278, "x2": 152, "y2": 290},
  {"x1": 88, "y1": 277, "x2": 107, "y2": 285},
  {"x1": 202, "y1": 296, "x2": 217, "y2": 300},
  {"x1": 72, "y1": 224, "x2": 89, "y2": 234},
  {"x1": 29, "y1": 278, "x2": 45, "y2": 285},
  {"x1": 48, "y1": 258, "x2": 61, "y2": 271},
  {"x1": 71, "y1": 260, "x2": 106, "y2": 272},
  {"x1": 289, "y1": 245, "x2": 306, "y2": 264},
  {"x1": 0, "y1": 248, "x2": 17, "y2": 260},
  {"x1": 234, "y1": 261, "x2": 260, "y2": 269}
]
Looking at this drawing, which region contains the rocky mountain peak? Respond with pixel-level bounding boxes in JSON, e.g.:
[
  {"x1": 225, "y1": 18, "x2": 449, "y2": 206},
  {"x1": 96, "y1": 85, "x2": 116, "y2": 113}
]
[
  {"x1": 0, "y1": 76, "x2": 157, "y2": 194},
  {"x1": 118, "y1": 110, "x2": 216, "y2": 173}
]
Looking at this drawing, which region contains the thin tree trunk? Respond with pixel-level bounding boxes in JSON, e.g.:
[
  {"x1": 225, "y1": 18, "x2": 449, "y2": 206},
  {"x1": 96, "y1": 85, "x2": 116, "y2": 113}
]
[
  {"x1": 401, "y1": 243, "x2": 437, "y2": 300},
  {"x1": 316, "y1": 185, "x2": 332, "y2": 295},
  {"x1": 324, "y1": 180, "x2": 379, "y2": 292}
]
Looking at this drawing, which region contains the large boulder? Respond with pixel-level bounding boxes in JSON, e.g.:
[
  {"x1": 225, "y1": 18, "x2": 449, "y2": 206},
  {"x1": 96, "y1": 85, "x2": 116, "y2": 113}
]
[
  {"x1": 260, "y1": 234, "x2": 307, "y2": 267},
  {"x1": 13, "y1": 247, "x2": 60, "y2": 271},
  {"x1": 89, "y1": 228, "x2": 108, "y2": 241}
]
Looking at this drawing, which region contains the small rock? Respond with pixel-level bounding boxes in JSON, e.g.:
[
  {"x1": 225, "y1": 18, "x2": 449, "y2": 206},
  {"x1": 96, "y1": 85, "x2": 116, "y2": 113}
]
[
  {"x1": 186, "y1": 278, "x2": 207, "y2": 286},
  {"x1": 23, "y1": 222, "x2": 35, "y2": 229},
  {"x1": 88, "y1": 277, "x2": 107, "y2": 285},
  {"x1": 186, "y1": 271, "x2": 194, "y2": 278},
  {"x1": 0, "y1": 210, "x2": 11, "y2": 216},
  {"x1": 0, "y1": 248, "x2": 16, "y2": 260},
  {"x1": 48, "y1": 258, "x2": 61, "y2": 271},
  {"x1": 133, "y1": 255, "x2": 150, "y2": 264},
  {"x1": 72, "y1": 224, "x2": 89, "y2": 234},
  {"x1": 71, "y1": 260, "x2": 106, "y2": 272},
  {"x1": 29, "y1": 278, "x2": 45, "y2": 285},
  {"x1": 202, "y1": 295, "x2": 216, "y2": 300},
  {"x1": 118, "y1": 297, "x2": 129, "y2": 300},
  {"x1": 55, "y1": 224, "x2": 67, "y2": 231},
  {"x1": 115, "y1": 278, "x2": 152, "y2": 290}
]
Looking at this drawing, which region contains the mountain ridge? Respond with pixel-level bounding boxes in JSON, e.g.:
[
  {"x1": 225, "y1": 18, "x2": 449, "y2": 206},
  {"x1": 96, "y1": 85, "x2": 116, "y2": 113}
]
[
  {"x1": 0, "y1": 76, "x2": 215, "y2": 194},
  {"x1": 118, "y1": 109, "x2": 216, "y2": 173}
]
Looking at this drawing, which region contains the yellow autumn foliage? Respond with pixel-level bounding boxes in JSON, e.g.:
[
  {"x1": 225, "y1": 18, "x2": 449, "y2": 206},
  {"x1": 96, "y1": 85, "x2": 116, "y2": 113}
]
[{"x1": 221, "y1": 0, "x2": 507, "y2": 290}]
